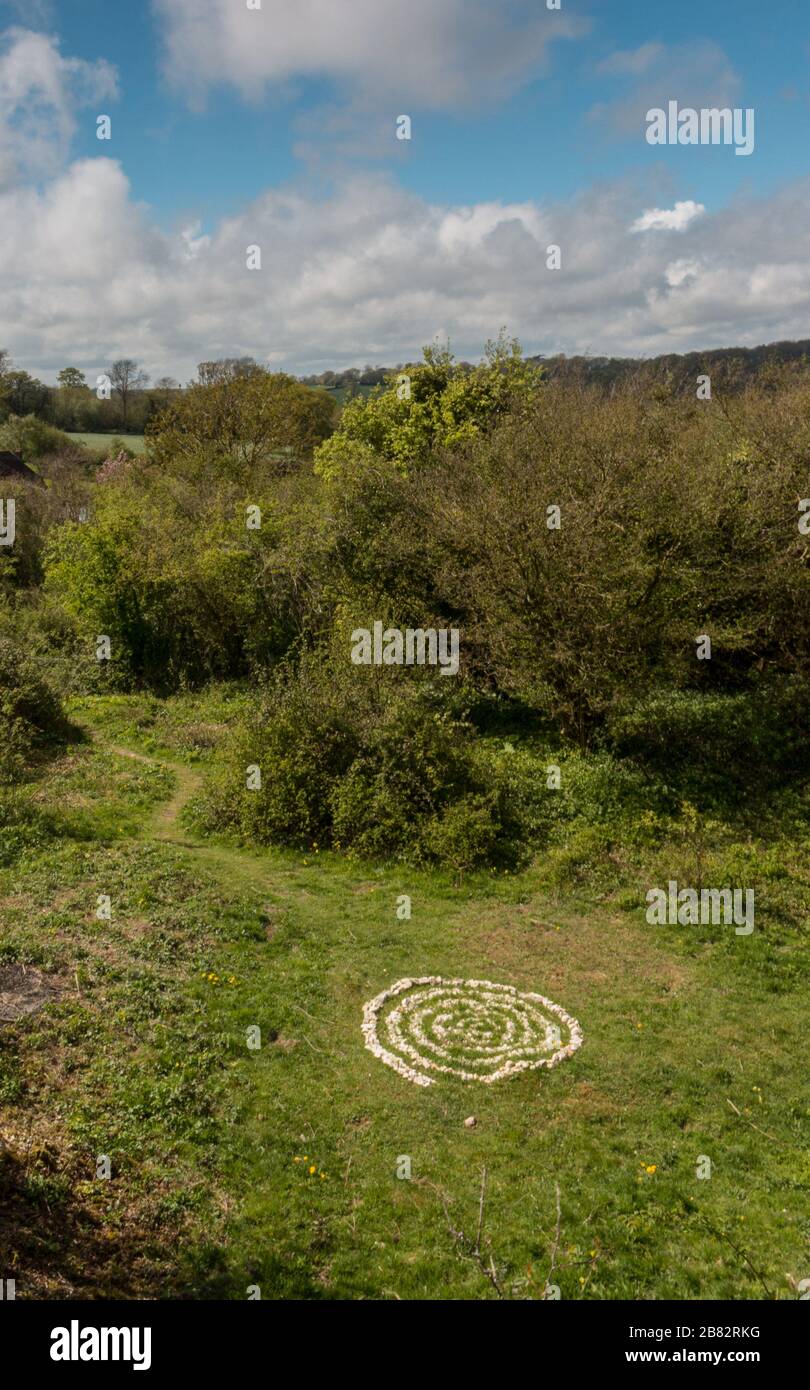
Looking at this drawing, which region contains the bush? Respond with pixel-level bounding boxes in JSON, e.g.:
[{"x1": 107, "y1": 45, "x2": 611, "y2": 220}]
[
  {"x1": 314, "y1": 335, "x2": 543, "y2": 480},
  {"x1": 0, "y1": 414, "x2": 74, "y2": 461},
  {"x1": 45, "y1": 453, "x2": 329, "y2": 691},
  {"x1": 196, "y1": 653, "x2": 531, "y2": 871},
  {"x1": 0, "y1": 629, "x2": 69, "y2": 784},
  {"x1": 147, "y1": 372, "x2": 335, "y2": 479},
  {"x1": 324, "y1": 374, "x2": 810, "y2": 751}
]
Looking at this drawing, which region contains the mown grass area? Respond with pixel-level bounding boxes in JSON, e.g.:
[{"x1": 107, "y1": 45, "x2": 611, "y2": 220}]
[
  {"x1": 67, "y1": 432, "x2": 146, "y2": 455},
  {"x1": 0, "y1": 693, "x2": 807, "y2": 1299}
]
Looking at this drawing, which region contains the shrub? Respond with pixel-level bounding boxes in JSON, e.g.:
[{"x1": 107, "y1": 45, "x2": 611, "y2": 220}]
[
  {"x1": 0, "y1": 630, "x2": 69, "y2": 784},
  {"x1": 0, "y1": 414, "x2": 74, "y2": 461},
  {"x1": 146, "y1": 372, "x2": 335, "y2": 480},
  {"x1": 45, "y1": 454, "x2": 329, "y2": 691},
  {"x1": 314, "y1": 334, "x2": 543, "y2": 481},
  {"x1": 196, "y1": 653, "x2": 531, "y2": 870},
  {"x1": 324, "y1": 374, "x2": 810, "y2": 752}
]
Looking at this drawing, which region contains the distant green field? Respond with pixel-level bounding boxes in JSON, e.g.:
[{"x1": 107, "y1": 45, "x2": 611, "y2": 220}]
[
  {"x1": 68, "y1": 431, "x2": 146, "y2": 454},
  {"x1": 316, "y1": 384, "x2": 378, "y2": 406}
]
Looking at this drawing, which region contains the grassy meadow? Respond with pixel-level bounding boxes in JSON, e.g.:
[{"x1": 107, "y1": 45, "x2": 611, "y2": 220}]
[
  {"x1": 66, "y1": 432, "x2": 147, "y2": 455},
  {"x1": 1, "y1": 688, "x2": 806, "y2": 1299}
]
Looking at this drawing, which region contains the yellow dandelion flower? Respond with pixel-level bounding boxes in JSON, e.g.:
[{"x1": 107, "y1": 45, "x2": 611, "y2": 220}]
[
  {"x1": 646, "y1": 1164, "x2": 656, "y2": 1174},
  {"x1": 309, "y1": 1165, "x2": 316, "y2": 1175}
]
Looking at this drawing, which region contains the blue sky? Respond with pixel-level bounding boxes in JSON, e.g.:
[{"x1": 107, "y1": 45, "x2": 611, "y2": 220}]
[
  {"x1": 32, "y1": 0, "x2": 809, "y2": 220},
  {"x1": 2, "y1": 0, "x2": 810, "y2": 380}
]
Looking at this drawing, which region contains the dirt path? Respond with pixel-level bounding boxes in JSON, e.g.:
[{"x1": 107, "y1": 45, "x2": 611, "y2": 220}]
[
  {"x1": 105, "y1": 741, "x2": 286, "y2": 891},
  {"x1": 109, "y1": 744, "x2": 204, "y2": 845}
]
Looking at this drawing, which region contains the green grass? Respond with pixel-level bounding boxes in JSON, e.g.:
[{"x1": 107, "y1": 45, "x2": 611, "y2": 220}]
[
  {"x1": 1, "y1": 693, "x2": 807, "y2": 1299},
  {"x1": 67, "y1": 432, "x2": 146, "y2": 455}
]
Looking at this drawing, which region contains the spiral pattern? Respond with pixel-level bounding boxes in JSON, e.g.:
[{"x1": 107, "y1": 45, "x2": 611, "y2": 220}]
[{"x1": 362, "y1": 976, "x2": 583, "y2": 1087}]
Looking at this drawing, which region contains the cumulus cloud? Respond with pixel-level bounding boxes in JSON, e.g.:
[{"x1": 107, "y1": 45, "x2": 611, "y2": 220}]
[
  {"x1": 0, "y1": 27, "x2": 117, "y2": 187},
  {"x1": 0, "y1": 24, "x2": 805, "y2": 383},
  {"x1": 630, "y1": 201, "x2": 705, "y2": 233},
  {"x1": 5, "y1": 155, "x2": 810, "y2": 383},
  {"x1": 151, "y1": 0, "x2": 585, "y2": 109}
]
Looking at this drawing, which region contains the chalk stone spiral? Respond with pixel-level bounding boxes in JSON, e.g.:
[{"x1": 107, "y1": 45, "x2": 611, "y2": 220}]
[{"x1": 362, "y1": 976, "x2": 583, "y2": 1087}]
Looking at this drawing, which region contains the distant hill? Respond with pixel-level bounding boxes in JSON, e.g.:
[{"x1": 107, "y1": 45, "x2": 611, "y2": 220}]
[
  {"x1": 300, "y1": 338, "x2": 810, "y2": 397},
  {"x1": 527, "y1": 338, "x2": 810, "y2": 392}
]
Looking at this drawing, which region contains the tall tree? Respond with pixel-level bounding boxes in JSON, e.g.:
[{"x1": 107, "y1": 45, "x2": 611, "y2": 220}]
[
  {"x1": 57, "y1": 367, "x2": 87, "y2": 390},
  {"x1": 109, "y1": 359, "x2": 149, "y2": 430},
  {"x1": 2, "y1": 369, "x2": 50, "y2": 418}
]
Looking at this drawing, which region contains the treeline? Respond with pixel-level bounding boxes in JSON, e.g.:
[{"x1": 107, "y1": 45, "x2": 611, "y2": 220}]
[
  {"x1": 300, "y1": 364, "x2": 400, "y2": 391},
  {"x1": 531, "y1": 337, "x2": 810, "y2": 393},
  {"x1": 301, "y1": 337, "x2": 810, "y2": 398},
  {"x1": 0, "y1": 352, "x2": 290, "y2": 439},
  {"x1": 6, "y1": 336, "x2": 810, "y2": 447},
  {"x1": 0, "y1": 351, "x2": 180, "y2": 436}
]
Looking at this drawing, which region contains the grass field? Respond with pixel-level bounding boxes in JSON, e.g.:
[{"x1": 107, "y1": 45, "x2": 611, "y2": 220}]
[
  {"x1": 0, "y1": 691, "x2": 807, "y2": 1300},
  {"x1": 67, "y1": 432, "x2": 147, "y2": 455}
]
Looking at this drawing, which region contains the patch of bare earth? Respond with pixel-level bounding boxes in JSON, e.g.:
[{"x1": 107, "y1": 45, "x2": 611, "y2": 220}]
[{"x1": 0, "y1": 964, "x2": 66, "y2": 1026}]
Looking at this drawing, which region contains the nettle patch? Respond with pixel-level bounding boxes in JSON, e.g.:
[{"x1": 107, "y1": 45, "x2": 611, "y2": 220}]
[{"x1": 362, "y1": 976, "x2": 583, "y2": 1087}]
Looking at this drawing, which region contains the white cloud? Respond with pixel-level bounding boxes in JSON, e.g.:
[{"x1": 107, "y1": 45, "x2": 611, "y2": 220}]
[
  {"x1": 0, "y1": 27, "x2": 117, "y2": 187},
  {"x1": 151, "y1": 0, "x2": 585, "y2": 109},
  {"x1": 5, "y1": 157, "x2": 810, "y2": 384},
  {"x1": 437, "y1": 201, "x2": 547, "y2": 254},
  {"x1": 664, "y1": 259, "x2": 700, "y2": 287},
  {"x1": 0, "y1": 27, "x2": 803, "y2": 382},
  {"x1": 631, "y1": 201, "x2": 706, "y2": 233}
]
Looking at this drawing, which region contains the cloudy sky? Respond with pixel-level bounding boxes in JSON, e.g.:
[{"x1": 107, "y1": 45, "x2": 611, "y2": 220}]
[{"x1": 1, "y1": 0, "x2": 808, "y2": 383}]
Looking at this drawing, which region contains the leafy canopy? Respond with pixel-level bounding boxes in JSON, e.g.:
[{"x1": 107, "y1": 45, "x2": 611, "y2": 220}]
[{"x1": 314, "y1": 333, "x2": 544, "y2": 479}]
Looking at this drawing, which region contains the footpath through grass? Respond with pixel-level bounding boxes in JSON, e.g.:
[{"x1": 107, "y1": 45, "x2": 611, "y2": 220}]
[{"x1": 0, "y1": 693, "x2": 806, "y2": 1299}]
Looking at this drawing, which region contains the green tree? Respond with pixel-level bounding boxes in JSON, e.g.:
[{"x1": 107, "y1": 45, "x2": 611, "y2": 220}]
[
  {"x1": 0, "y1": 370, "x2": 50, "y2": 421},
  {"x1": 147, "y1": 371, "x2": 335, "y2": 478},
  {"x1": 57, "y1": 367, "x2": 87, "y2": 390},
  {"x1": 314, "y1": 334, "x2": 544, "y2": 480}
]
